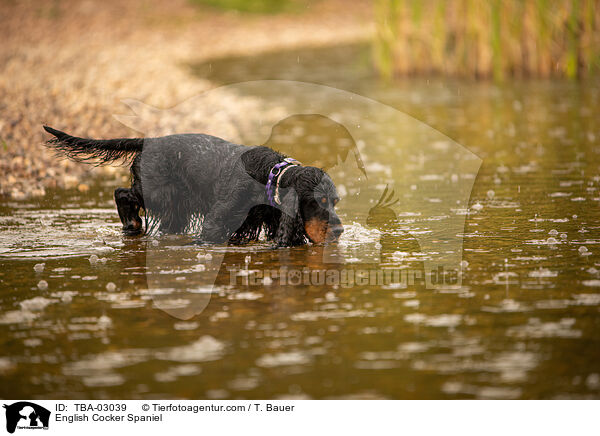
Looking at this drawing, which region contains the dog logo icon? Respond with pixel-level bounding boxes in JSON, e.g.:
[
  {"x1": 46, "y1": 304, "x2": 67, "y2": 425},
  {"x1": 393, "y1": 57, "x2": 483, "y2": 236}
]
[{"x1": 3, "y1": 402, "x2": 50, "y2": 434}]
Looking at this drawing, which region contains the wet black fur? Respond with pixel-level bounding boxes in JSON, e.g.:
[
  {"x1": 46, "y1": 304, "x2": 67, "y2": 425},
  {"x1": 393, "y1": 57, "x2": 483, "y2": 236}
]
[{"x1": 43, "y1": 126, "x2": 343, "y2": 246}]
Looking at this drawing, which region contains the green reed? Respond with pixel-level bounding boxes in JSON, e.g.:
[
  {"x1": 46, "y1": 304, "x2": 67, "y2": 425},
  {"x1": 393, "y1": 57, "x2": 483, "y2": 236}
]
[{"x1": 373, "y1": 0, "x2": 600, "y2": 80}]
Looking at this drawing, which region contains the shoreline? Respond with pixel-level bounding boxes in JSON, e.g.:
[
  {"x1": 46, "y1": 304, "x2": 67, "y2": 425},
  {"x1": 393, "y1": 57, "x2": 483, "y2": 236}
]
[{"x1": 0, "y1": 0, "x2": 372, "y2": 200}]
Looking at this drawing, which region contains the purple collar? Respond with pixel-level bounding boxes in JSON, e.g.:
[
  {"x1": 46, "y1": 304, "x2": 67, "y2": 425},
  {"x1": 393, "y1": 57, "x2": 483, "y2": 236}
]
[{"x1": 266, "y1": 158, "x2": 301, "y2": 206}]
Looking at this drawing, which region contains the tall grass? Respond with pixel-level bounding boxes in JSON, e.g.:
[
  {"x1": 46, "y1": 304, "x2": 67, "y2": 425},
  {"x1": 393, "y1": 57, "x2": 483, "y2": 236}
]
[{"x1": 374, "y1": 0, "x2": 600, "y2": 80}]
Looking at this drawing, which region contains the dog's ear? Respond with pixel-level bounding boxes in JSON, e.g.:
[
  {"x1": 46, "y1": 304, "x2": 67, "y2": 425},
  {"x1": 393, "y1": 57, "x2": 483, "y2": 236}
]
[
  {"x1": 275, "y1": 189, "x2": 303, "y2": 246},
  {"x1": 277, "y1": 187, "x2": 298, "y2": 218}
]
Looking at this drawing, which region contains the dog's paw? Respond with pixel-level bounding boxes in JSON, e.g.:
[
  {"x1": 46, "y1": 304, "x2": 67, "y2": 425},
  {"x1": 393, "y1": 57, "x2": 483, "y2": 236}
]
[
  {"x1": 191, "y1": 238, "x2": 211, "y2": 246},
  {"x1": 272, "y1": 240, "x2": 291, "y2": 249}
]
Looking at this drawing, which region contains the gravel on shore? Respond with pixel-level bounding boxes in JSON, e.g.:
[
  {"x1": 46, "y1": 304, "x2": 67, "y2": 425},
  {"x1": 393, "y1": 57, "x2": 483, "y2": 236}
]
[{"x1": 1, "y1": 0, "x2": 372, "y2": 200}]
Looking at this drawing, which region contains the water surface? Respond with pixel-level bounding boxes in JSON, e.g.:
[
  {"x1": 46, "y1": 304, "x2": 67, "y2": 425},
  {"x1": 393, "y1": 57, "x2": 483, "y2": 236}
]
[{"x1": 1, "y1": 44, "x2": 600, "y2": 399}]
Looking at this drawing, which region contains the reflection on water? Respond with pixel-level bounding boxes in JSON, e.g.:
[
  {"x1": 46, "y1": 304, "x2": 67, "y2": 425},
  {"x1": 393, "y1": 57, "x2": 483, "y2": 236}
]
[{"x1": 1, "y1": 44, "x2": 600, "y2": 399}]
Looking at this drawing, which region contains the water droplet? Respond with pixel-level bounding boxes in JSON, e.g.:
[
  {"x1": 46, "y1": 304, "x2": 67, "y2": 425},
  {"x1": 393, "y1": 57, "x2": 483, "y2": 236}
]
[
  {"x1": 37, "y1": 280, "x2": 48, "y2": 291},
  {"x1": 487, "y1": 190, "x2": 495, "y2": 199},
  {"x1": 89, "y1": 254, "x2": 99, "y2": 265},
  {"x1": 98, "y1": 315, "x2": 112, "y2": 329},
  {"x1": 106, "y1": 282, "x2": 117, "y2": 292},
  {"x1": 549, "y1": 229, "x2": 558, "y2": 236},
  {"x1": 197, "y1": 253, "x2": 213, "y2": 261},
  {"x1": 33, "y1": 263, "x2": 45, "y2": 273},
  {"x1": 579, "y1": 246, "x2": 591, "y2": 256}
]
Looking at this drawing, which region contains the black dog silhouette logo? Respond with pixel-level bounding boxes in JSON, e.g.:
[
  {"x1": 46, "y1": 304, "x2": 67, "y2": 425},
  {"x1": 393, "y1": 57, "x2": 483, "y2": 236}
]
[{"x1": 3, "y1": 402, "x2": 50, "y2": 434}]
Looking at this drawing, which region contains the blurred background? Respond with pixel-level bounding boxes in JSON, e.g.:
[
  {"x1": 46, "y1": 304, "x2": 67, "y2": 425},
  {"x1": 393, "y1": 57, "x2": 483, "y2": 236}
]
[
  {"x1": 374, "y1": 0, "x2": 600, "y2": 80},
  {"x1": 2, "y1": 0, "x2": 599, "y2": 198}
]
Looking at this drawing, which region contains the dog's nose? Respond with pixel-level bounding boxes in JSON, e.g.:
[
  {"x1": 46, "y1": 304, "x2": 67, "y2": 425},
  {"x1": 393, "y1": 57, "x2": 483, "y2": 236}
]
[{"x1": 330, "y1": 225, "x2": 344, "y2": 238}]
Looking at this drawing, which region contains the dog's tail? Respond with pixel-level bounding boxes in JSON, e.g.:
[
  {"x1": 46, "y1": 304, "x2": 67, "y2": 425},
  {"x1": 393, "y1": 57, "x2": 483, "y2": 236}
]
[{"x1": 43, "y1": 126, "x2": 144, "y2": 165}]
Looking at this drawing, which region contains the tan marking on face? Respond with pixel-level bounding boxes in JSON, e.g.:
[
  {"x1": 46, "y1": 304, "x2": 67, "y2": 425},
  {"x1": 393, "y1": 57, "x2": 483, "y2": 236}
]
[{"x1": 304, "y1": 218, "x2": 328, "y2": 244}]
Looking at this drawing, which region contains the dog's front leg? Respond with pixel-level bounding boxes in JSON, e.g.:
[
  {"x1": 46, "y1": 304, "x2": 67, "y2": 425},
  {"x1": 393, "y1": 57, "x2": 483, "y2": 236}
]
[
  {"x1": 196, "y1": 192, "x2": 250, "y2": 244},
  {"x1": 196, "y1": 203, "x2": 233, "y2": 243}
]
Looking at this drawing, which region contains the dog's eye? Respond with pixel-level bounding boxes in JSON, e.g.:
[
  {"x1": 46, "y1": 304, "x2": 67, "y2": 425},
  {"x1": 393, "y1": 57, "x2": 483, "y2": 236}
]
[
  {"x1": 321, "y1": 197, "x2": 327, "y2": 204},
  {"x1": 333, "y1": 198, "x2": 339, "y2": 205}
]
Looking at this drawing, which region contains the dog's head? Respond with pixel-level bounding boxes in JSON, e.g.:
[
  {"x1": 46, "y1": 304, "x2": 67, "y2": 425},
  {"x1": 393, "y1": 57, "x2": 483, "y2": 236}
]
[{"x1": 287, "y1": 167, "x2": 343, "y2": 244}]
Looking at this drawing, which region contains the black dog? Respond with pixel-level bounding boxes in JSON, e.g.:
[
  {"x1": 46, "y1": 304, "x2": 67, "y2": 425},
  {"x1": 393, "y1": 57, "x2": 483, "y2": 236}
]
[{"x1": 43, "y1": 126, "x2": 343, "y2": 246}]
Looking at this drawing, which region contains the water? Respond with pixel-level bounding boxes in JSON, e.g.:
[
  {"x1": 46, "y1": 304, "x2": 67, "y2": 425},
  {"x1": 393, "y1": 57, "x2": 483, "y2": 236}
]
[{"x1": 1, "y1": 43, "x2": 600, "y2": 399}]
